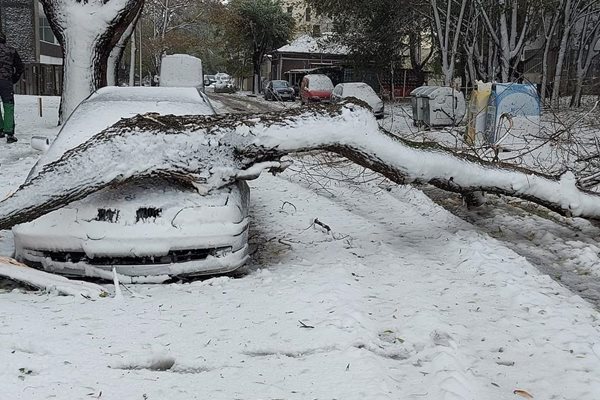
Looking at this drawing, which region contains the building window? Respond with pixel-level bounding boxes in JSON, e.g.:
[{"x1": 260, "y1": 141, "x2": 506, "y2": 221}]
[
  {"x1": 305, "y1": 7, "x2": 311, "y2": 22},
  {"x1": 287, "y1": 6, "x2": 293, "y2": 14},
  {"x1": 312, "y1": 24, "x2": 321, "y2": 37},
  {"x1": 39, "y1": 14, "x2": 58, "y2": 44}
]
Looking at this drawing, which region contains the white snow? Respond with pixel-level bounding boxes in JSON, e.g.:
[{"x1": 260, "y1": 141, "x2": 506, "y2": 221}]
[
  {"x1": 277, "y1": 33, "x2": 348, "y2": 55},
  {"x1": 2, "y1": 96, "x2": 600, "y2": 399}
]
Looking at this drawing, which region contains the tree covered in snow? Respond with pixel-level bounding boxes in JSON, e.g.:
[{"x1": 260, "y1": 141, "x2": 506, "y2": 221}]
[
  {"x1": 306, "y1": 0, "x2": 432, "y2": 86},
  {"x1": 137, "y1": 0, "x2": 223, "y2": 76},
  {"x1": 2, "y1": 101, "x2": 600, "y2": 231},
  {"x1": 41, "y1": 0, "x2": 143, "y2": 122},
  {"x1": 222, "y1": 0, "x2": 295, "y2": 93}
]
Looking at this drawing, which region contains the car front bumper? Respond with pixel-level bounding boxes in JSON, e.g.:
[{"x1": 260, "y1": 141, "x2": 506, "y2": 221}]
[{"x1": 13, "y1": 214, "x2": 250, "y2": 280}]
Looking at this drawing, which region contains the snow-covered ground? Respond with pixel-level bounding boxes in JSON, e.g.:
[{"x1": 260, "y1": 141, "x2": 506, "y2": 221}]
[{"x1": 2, "y1": 96, "x2": 600, "y2": 399}]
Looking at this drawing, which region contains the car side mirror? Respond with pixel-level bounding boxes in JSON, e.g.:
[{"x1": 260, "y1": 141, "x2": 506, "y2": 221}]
[{"x1": 31, "y1": 136, "x2": 50, "y2": 153}]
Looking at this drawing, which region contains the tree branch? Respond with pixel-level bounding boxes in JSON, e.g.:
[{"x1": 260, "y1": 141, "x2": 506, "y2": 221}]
[{"x1": 1, "y1": 102, "x2": 600, "y2": 230}]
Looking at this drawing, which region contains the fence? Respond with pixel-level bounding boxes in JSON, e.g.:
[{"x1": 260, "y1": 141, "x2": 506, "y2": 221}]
[{"x1": 14, "y1": 63, "x2": 63, "y2": 96}]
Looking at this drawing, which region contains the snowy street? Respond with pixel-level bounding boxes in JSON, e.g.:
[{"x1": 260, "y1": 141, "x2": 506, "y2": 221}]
[{"x1": 1, "y1": 96, "x2": 600, "y2": 399}]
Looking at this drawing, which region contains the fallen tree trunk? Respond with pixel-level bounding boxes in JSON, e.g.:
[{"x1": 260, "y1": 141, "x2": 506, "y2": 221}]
[{"x1": 1, "y1": 101, "x2": 599, "y2": 230}]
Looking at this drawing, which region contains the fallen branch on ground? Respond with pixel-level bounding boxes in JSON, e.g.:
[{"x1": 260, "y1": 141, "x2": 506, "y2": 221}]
[
  {"x1": 0, "y1": 257, "x2": 108, "y2": 298},
  {"x1": 1, "y1": 101, "x2": 599, "y2": 230}
]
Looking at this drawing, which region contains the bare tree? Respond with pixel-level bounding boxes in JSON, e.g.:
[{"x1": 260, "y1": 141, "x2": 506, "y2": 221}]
[
  {"x1": 41, "y1": 0, "x2": 144, "y2": 123},
  {"x1": 550, "y1": 0, "x2": 600, "y2": 107},
  {"x1": 477, "y1": 0, "x2": 532, "y2": 82},
  {"x1": 140, "y1": 0, "x2": 203, "y2": 75},
  {"x1": 429, "y1": 0, "x2": 468, "y2": 86},
  {"x1": 539, "y1": 1, "x2": 563, "y2": 102},
  {"x1": 570, "y1": 13, "x2": 600, "y2": 107}
]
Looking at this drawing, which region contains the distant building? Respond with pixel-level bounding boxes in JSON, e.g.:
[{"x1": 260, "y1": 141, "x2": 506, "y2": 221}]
[
  {"x1": 0, "y1": 0, "x2": 63, "y2": 95},
  {"x1": 270, "y1": 34, "x2": 348, "y2": 85},
  {"x1": 278, "y1": 0, "x2": 333, "y2": 38}
]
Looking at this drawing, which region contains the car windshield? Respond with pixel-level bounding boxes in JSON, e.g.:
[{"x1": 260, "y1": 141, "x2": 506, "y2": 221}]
[
  {"x1": 272, "y1": 81, "x2": 289, "y2": 89},
  {"x1": 308, "y1": 75, "x2": 334, "y2": 90}
]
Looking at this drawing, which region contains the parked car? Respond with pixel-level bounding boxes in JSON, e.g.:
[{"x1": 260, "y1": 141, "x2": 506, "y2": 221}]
[
  {"x1": 160, "y1": 54, "x2": 203, "y2": 91},
  {"x1": 204, "y1": 74, "x2": 216, "y2": 87},
  {"x1": 331, "y1": 82, "x2": 385, "y2": 119},
  {"x1": 214, "y1": 72, "x2": 236, "y2": 93},
  {"x1": 300, "y1": 74, "x2": 334, "y2": 105},
  {"x1": 264, "y1": 80, "x2": 295, "y2": 101},
  {"x1": 13, "y1": 86, "x2": 250, "y2": 281}
]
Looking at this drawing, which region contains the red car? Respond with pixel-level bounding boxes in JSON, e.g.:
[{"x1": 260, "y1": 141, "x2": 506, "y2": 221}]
[{"x1": 300, "y1": 74, "x2": 334, "y2": 105}]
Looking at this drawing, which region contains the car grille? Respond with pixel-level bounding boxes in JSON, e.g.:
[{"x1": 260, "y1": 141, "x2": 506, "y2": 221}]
[{"x1": 31, "y1": 247, "x2": 232, "y2": 266}]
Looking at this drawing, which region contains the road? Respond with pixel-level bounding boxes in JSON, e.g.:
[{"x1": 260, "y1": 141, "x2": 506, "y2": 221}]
[{"x1": 206, "y1": 90, "x2": 298, "y2": 114}]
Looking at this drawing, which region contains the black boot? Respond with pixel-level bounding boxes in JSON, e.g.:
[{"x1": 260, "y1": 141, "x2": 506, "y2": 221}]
[{"x1": 6, "y1": 135, "x2": 17, "y2": 143}]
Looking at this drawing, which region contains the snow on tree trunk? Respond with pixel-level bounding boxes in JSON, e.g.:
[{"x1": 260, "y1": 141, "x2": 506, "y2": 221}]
[
  {"x1": 478, "y1": 0, "x2": 530, "y2": 83},
  {"x1": 1, "y1": 102, "x2": 600, "y2": 230},
  {"x1": 107, "y1": 9, "x2": 142, "y2": 86},
  {"x1": 539, "y1": 4, "x2": 562, "y2": 103},
  {"x1": 430, "y1": 0, "x2": 468, "y2": 87},
  {"x1": 41, "y1": 0, "x2": 144, "y2": 123},
  {"x1": 569, "y1": 14, "x2": 600, "y2": 108}
]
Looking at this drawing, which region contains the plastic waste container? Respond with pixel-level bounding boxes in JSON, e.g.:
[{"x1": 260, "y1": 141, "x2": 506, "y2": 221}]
[
  {"x1": 410, "y1": 86, "x2": 432, "y2": 127},
  {"x1": 421, "y1": 87, "x2": 466, "y2": 127},
  {"x1": 484, "y1": 83, "x2": 540, "y2": 149}
]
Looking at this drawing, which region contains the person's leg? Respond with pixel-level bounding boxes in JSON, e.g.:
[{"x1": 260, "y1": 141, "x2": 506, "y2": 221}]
[
  {"x1": 0, "y1": 100, "x2": 4, "y2": 138},
  {"x1": 0, "y1": 80, "x2": 16, "y2": 142}
]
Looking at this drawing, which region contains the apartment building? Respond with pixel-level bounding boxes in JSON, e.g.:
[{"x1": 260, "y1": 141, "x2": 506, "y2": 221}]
[
  {"x1": 0, "y1": 0, "x2": 62, "y2": 95},
  {"x1": 279, "y1": 0, "x2": 333, "y2": 38}
]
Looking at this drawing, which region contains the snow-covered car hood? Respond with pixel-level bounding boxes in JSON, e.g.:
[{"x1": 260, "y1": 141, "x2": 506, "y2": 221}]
[{"x1": 28, "y1": 86, "x2": 214, "y2": 181}]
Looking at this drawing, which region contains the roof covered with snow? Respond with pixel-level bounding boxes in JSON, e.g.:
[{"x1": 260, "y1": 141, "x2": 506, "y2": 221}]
[{"x1": 276, "y1": 34, "x2": 348, "y2": 56}]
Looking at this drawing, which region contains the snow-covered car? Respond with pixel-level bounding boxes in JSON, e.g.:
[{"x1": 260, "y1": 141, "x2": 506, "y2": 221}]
[
  {"x1": 264, "y1": 80, "x2": 295, "y2": 101},
  {"x1": 331, "y1": 82, "x2": 384, "y2": 119},
  {"x1": 13, "y1": 87, "x2": 250, "y2": 281},
  {"x1": 300, "y1": 74, "x2": 334, "y2": 105},
  {"x1": 213, "y1": 72, "x2": 236, "y2": 93},
  {"x1": 204, "y1": 74, "x2": 217, "y2": 87}
]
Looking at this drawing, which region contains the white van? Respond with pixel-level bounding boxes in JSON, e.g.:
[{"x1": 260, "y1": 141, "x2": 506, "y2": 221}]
[{"x1": 160, "y1": 54, "x2": 204, "y2": 91}]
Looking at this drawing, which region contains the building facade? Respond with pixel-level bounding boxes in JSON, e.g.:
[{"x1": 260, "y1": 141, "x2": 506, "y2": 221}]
[
  {"x1": 278, "y1": 0, "x2": 333, "y2": 38},
  {"x1": 0, "y1": 0, "x2": 62, "y2": 95}
]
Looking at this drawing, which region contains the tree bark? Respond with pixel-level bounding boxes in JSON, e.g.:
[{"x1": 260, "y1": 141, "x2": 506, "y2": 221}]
[
  {"x1": 1, "y1": 102, "x2": 600, "y2": 230},
  {"x1": 107, "y1": 8, "x2": 143, "y2": 86},
  {"x1": 40, "y1": 0, "x2": 145, "y2": 123}
]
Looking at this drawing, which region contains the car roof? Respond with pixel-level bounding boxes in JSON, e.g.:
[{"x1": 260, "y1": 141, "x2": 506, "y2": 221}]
[
  {"x1": 339, "y1": 82, "x2": 369, "y2": 87},
  {"x1": 305, "y1": 74, "x2": 330, "y2": 79},
  {"x1": 29, "y1": 87, "x2": 215, "y2": 180}
]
